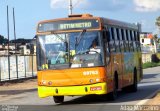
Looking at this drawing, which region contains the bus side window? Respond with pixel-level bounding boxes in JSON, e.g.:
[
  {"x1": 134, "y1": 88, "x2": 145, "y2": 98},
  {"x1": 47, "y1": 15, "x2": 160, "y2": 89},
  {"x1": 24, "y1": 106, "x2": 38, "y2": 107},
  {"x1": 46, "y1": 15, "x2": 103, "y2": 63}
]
[
  {"x1": 115, "y1": 28, "x2": 120, "y2": 52},
  {"x1": 132, "y1": 31, "x2": 137, "y2": 52},
  {"x1": 121, "y1": 29, "x2": 126, "y2": 52},
  {"x1": 109, "y1": 27, "x2": 116, "y2": 52},
  {"x1": 104, "y1": 30, "x2": 110, "y2": 65},
  {"x1": 125, "y1": 29, "x2": 129, "y2": 52},
  {"x1": 127, "y1": 30, "x2": 131, "y2": 52},
  {"x1": 136, "y1": 31, "x2": 141, "y2": 52},
  {"x1": 130, "y1": 30, "x2": 134, "y2": 51},
  {"x1": 119, "y1": 28, "x2": 124, "y2": 52}
]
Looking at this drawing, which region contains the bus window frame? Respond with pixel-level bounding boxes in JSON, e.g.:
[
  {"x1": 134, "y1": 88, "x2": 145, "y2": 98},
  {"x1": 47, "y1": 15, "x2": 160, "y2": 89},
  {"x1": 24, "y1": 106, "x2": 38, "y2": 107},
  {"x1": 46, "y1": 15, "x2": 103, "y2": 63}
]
[{"x1": 102, "y1": 27, "x2": 111, "y2": 65}]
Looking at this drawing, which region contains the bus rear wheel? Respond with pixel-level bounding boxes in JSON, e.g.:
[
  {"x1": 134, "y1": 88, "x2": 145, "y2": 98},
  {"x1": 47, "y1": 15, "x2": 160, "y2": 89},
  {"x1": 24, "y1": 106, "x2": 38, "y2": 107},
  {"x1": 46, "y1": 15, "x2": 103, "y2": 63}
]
[
  {"x1": 123, "y1": 69, "x2": 137, "y2": 92},
  {"x1": 53, "y1": 96, "x2": 64, "y2": 103},
  {"x1": 130, "y1": 69, "x2": 138, "y2": 92}
]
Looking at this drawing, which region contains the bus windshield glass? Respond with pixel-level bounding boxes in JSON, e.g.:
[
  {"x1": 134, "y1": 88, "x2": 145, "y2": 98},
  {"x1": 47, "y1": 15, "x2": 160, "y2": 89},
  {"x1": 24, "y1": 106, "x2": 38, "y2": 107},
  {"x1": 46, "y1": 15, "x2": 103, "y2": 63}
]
[{"x1": 37, "y1": 31, "x2": 104, "y2": 70}]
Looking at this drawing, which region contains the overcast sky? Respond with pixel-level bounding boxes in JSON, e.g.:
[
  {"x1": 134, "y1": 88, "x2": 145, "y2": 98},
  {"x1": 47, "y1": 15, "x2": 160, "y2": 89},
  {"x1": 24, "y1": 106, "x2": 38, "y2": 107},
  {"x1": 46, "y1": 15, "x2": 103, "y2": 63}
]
[{"x1": 0, "y1": 0, "x2": 160, "y2": 39}]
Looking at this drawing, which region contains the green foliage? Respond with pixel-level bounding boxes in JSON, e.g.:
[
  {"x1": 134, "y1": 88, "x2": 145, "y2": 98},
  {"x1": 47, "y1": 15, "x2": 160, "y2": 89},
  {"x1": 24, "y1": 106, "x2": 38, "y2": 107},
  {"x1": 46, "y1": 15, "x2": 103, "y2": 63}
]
[
  {"x1": 143, "y1": 62, "x2": 160, "y2": 69},
  {"x1": 155, "y1": 16, "x2": 160, "y2": 27},
  {"x1": 0, "y1": 35, "x2": 8, "y2": 44},
  {"x1": 144, "y1": 53, "x2": 160, "y2": 69}
]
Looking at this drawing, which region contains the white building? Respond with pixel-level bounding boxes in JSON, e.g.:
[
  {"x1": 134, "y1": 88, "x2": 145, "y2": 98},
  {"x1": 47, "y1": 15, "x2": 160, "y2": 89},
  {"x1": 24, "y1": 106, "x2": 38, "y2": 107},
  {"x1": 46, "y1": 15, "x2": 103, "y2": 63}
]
[{"x1": 140, "y1": 33, "x2": 157, "y2": 53}]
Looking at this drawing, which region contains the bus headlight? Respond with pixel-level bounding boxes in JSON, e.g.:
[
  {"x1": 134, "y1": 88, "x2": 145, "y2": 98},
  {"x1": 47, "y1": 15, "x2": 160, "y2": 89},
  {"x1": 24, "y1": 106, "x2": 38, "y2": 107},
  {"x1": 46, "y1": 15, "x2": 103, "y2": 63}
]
[
  {"x1": 89, "y1": 79, "x2": 94, "y2": 83},
  {"x1": 41, "y1": 81, "x2": 46, "y2": 85}
]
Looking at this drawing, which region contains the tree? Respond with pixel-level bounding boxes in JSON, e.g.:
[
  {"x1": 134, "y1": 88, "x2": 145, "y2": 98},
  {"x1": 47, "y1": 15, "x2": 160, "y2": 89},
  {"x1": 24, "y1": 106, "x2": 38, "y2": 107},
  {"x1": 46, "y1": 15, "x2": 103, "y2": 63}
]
[
  {"x1": 155, "y1": 16, "x2": 160, "y2": 33},
  {"x1": 0, "y1": 35, "x2": 8, "y2": 44}
]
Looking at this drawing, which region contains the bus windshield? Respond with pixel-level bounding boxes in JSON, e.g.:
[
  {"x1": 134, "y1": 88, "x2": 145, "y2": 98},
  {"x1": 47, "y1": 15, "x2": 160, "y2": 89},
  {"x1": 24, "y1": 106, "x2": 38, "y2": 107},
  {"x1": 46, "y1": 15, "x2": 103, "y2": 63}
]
[{"x1": 37, "y1": 31, "x2": 104, "y2": 70}]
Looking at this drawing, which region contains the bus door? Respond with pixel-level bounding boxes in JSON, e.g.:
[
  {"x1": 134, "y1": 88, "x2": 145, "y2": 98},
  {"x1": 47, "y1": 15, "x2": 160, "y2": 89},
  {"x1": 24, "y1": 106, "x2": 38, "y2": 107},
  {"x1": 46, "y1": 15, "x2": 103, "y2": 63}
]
[{"x1": 103, "y1": 27, "x2": 113, "y2": 93}]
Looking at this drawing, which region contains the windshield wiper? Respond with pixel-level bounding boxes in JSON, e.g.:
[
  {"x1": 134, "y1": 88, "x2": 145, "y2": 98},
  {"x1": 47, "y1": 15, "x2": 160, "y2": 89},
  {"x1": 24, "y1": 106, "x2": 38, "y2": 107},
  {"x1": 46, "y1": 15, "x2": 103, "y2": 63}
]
[
  {"x1": 75, "y1": 29, "x2": 86, "y2": 47},
  {"x1": 52, "y1": 32, "x2": 66, "y2": 43}
]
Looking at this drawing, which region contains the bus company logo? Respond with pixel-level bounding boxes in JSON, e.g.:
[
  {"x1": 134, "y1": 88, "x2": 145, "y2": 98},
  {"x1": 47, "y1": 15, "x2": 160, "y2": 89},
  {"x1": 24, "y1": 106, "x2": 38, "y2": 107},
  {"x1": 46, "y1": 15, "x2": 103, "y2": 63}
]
[{"x1": 83, "y1": 70, "x2": 99, "y2": 76}]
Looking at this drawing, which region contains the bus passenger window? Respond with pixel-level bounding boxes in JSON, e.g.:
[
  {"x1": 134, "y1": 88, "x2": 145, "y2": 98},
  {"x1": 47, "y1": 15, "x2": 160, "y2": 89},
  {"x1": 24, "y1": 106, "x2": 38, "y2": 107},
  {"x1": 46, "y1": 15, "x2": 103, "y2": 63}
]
[
  {"x1": 111, "y1": 27, "x2": 115, "y2": 40},
  {"x1": 121, "y1": 29, "x2": 125, "y2": 40},
  {"x1": 114, "y1": 28, "x2": 120, "y2": 52},
  {"x1": 116, "y1": 28, "x2": 120, "y2": 40},
  {"x1": 109, "y1": 27, "x2": 116, "y2": 52},
  {"x1": 125, "y1": 30, "x2": 130, "y2": 52},
  {"x1": 130, "y1": 30, "x2": 134, "y2": 51},
  {"x1": 121, "y1": 29, "x2": 126, "y2": 52},
  {"x1": 127, "y1": 30, "x2": 132, "y2": 52},
  {"x1": 132, "y1": 31, "x2": 137, "y2": 52}
]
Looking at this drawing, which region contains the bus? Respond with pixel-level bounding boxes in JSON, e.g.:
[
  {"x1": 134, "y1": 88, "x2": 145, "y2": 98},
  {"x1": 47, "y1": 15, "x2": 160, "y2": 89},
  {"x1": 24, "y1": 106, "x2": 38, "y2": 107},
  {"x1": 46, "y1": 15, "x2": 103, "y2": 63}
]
[{"x1": 36, "y1": 14, "x2": 143, "y2": 103}]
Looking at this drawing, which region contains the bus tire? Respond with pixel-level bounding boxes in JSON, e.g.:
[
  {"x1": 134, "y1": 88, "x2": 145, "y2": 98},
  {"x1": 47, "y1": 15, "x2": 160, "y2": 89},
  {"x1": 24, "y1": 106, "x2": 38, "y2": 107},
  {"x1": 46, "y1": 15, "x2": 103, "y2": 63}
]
[
  {"x1": 53, "y1": 96, "x2": 64, "y2": 103},
  {"x1": 108, "y1": 74, "x2": 118, "y2": 101},
  {"x1": 124, "y1": 68, "x2": 137, "y2": 92},
  {"x1": 130, "y1": 68, "x2": 138, "y2": 92}
]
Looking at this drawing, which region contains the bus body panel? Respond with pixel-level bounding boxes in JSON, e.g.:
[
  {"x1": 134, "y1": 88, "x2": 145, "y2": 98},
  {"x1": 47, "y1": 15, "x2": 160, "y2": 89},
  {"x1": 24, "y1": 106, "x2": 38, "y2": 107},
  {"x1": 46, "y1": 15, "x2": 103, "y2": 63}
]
[{"x1": 38, "y1": 67, "x2": 107, "y2": 87}]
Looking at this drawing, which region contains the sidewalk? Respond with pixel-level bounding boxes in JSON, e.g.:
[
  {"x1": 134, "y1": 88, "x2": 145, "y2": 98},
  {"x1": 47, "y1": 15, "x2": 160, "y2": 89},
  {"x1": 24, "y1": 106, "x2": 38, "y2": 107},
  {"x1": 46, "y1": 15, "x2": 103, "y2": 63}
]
[
  {"x1": 0, "y1": 79, "x2": 37, "y2": 101},
  {"x1": 145, "y1": 91, "x2": 160, "y2": 105}
]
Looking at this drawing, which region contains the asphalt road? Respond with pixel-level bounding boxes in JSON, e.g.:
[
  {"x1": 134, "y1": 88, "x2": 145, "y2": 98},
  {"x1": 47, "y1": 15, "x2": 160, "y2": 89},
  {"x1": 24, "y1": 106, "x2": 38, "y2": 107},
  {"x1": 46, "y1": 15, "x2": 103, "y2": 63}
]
[{"x1": 0, "y1": 67, "x2": 160, "y2": 111}]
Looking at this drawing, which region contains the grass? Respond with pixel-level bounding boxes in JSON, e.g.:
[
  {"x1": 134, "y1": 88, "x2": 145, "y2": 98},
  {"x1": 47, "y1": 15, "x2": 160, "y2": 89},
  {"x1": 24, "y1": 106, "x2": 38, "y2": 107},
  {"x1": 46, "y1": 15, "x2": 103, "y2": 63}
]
[{"x1": 143, "y1": 62, "x2": 160, "y2": 69}]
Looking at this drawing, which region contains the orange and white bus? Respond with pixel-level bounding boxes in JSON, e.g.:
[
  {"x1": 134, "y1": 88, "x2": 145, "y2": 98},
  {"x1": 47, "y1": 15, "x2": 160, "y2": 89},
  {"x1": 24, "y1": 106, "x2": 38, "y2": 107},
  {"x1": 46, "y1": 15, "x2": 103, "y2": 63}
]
[{"x1": 36, "y1": 14, "x2": 143, "y2": 103}]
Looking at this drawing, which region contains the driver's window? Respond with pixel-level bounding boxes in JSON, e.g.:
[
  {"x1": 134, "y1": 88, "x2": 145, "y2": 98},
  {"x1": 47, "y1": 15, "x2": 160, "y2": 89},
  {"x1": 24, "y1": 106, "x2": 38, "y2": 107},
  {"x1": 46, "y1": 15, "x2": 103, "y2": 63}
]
[{"x1": 103, "y1": 30, "x2": 110, "y2": 65}]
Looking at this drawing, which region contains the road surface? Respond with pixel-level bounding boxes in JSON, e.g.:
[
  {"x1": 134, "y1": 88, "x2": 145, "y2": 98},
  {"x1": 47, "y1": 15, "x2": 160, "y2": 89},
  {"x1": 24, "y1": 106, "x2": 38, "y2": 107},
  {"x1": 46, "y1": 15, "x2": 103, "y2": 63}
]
[{"x1": 0, "y1": 67, "x2": 160, "y2": 111}]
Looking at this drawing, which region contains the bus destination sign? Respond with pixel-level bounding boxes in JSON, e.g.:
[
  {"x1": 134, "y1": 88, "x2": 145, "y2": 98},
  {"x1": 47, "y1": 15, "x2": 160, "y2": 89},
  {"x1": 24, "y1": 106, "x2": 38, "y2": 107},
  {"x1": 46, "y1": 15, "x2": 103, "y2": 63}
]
[
  {"x1": 59, "y1": 22, "x2": 92, "y2": 30},
  {"x1": 38, "y1": 19, "x2": 100, "y2": 32}
]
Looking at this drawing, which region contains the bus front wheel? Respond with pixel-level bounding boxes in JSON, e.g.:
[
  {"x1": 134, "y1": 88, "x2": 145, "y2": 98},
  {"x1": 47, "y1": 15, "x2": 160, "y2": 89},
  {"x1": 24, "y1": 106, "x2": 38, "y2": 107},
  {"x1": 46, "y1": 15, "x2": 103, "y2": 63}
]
[
  {"x1": 53, "y1": 96, "x2": 64, "y2": 103},
  {"x1": 108, "y1": 75, "x2": 118, "y2": 100}
]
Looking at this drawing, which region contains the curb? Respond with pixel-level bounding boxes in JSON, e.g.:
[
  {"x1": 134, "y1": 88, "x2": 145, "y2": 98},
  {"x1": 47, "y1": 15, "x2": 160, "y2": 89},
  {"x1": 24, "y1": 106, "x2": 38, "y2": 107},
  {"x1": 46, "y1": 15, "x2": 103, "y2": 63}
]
[{"x1": 136, "y1": 88, "x2": 160, "y2": 105}]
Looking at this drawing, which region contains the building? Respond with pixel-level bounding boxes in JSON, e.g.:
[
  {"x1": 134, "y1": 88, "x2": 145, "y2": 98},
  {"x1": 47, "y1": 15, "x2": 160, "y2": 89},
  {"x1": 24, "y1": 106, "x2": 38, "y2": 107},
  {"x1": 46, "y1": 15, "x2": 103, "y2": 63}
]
[
  {"x1": 0, "y1": 38, "x2": 36, "y2": 55},
  {"x1": 140, "y1": 32, "x2": 157, "y2": 53}
]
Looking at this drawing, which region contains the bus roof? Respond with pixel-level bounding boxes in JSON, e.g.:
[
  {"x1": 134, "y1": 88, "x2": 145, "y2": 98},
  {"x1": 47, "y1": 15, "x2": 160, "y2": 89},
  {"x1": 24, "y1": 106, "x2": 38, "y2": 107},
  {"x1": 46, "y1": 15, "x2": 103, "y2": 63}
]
[
  {"x1": 37, "y1": 14, "x2": 139, "y2": 33},
  {"x1": 101, "y1": 17, "x2": 139, "y2": 30}
]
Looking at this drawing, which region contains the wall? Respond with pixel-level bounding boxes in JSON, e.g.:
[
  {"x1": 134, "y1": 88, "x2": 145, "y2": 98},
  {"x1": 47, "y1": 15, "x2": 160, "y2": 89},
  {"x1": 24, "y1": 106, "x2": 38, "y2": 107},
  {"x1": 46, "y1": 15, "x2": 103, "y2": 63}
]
[{"x1": 0, "y1": 55, "x2": 37, "y2": 81}]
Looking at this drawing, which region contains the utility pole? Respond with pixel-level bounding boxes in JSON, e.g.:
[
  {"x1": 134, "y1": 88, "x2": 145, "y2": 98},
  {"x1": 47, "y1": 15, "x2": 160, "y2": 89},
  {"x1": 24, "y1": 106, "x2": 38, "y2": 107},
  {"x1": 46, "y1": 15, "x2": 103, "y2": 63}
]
[
  {"x1": 13, "y1": 7, "x2": 18, "y2": 79},
  {"x1": 69, "y1": 0, "x2": 73, "y2": 15},
  {"x1": 7, "y1": 5, "x2": 10, "y2": 80}
]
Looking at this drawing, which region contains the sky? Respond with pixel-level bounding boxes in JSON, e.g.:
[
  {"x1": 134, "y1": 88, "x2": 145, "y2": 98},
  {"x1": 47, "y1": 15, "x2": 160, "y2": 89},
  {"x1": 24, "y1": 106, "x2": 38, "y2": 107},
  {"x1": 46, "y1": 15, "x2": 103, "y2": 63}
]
[{"x1": 0, "y1": 0, "x2": 160, "y2": 40}]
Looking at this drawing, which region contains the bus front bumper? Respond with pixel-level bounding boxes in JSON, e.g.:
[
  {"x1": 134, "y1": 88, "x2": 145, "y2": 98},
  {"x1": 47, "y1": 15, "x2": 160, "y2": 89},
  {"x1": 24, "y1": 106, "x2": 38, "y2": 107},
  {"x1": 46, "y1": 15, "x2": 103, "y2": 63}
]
[{"x1": 38, "y1": 82, "x2": 107, "y2": 98}]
